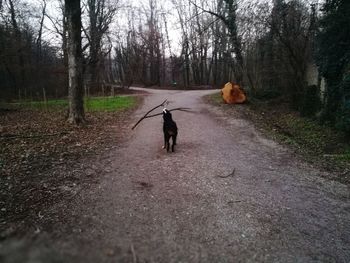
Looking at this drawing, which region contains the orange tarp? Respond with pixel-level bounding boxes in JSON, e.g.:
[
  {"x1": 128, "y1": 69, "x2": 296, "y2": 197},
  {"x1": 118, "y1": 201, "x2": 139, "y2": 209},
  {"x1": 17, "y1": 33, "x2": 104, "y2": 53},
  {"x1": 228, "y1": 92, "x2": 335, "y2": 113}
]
[{"x1": 221, "y1": 82, "x2": 246, "y2": 104}]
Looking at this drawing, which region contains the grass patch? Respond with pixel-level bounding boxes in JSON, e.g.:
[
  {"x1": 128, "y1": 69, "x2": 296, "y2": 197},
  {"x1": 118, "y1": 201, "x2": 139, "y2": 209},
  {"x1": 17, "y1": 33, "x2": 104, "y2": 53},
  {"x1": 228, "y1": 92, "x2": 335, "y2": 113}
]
[
  {"x1": 332, "y1": 149, "x2": 350, "y2": 162},
  {"x1": 84, "y1": 96, "x2": 136, "y2": 112},
  {"x1": 272, "y1": 113, "x2": 340, "y2": 154},
  {"x1": 209, "y1": 92, "x2": 223, "y2": 104},
  {"x1": 271, "y1": 113, "x2": 350, "y2": 172},
  {"x1": 6, "y1": 96, "x2": 137, "y2": 112}
]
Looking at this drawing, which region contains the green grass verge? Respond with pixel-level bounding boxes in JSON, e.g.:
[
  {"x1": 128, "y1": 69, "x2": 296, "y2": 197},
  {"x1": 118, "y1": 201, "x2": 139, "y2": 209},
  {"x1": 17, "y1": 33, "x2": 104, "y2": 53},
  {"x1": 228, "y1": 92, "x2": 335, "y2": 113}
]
[
  {"x1": 210, "y1": 92, "x2": 223, "y2": 104},
  {"x1": 273, "y1": 114, "x2": 350, "y2": 162},
  {"x1": 84, "y1": 96, "x2": 136, "y2": 112},
  {"x1": 6, "y1": 96, "x2": 137, "y2": 112}
]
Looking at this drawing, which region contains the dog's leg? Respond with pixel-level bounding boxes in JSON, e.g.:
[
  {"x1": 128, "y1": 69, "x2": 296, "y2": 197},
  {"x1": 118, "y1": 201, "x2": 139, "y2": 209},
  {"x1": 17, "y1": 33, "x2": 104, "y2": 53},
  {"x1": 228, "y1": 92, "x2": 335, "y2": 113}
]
[
  {"x1": 166, "y1": 141, "x2": 170, "y2": 152},
  {"x1": 166, "y1": 134, "x2": 170, "y2": 152},
  {"x1": 162, "y1": 132, "x2": 166, "y2": 149},
  {"x1": 172, "y1": 134, "x2": 177, "y2": 152}
]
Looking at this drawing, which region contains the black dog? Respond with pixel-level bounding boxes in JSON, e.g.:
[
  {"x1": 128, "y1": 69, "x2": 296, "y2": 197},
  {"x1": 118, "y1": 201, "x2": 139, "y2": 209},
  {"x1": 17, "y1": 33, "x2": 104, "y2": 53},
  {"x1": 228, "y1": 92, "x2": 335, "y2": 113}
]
[{"x1": 162, "y1": 108, "x2": 178, "y2": 152}]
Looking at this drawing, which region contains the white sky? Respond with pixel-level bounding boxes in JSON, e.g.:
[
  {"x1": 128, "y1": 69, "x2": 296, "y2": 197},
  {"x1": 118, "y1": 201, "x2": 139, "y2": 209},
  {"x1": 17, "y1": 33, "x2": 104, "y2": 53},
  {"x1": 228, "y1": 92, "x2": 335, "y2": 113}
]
[
  {"x1": 12, "y1": 0, "x2": 321, "y2": 56},
  {"x1": 38, "y1": 0, "x2": 183, "y2": 54}
]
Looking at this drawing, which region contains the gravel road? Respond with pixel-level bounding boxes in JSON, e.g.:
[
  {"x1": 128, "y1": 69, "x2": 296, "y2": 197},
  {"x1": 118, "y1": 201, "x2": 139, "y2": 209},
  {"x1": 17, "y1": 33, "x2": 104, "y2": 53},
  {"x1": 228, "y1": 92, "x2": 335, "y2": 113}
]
[{"x1": 2, "y1": 88, "x2": 350, "y2": 262}]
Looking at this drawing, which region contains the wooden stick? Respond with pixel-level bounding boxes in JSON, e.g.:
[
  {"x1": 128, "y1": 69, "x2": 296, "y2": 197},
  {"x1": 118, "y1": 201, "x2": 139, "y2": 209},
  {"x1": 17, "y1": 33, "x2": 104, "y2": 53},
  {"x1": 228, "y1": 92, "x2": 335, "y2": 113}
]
[
  {"x1": 130, "y1": 244, "x2": 137, "y2": 263},
  {"x1": 131, "y1": 99, "x2": 168, "y2": 130},
  {"x1": 144, "y1": 108, "x2": 193, "y2": 118},
  {"x1": 0, "y1": 132, "x2": 69, "y2": 140},
  {"x1": 217, "y1": 168, "x2": 236, "y2": 178}
]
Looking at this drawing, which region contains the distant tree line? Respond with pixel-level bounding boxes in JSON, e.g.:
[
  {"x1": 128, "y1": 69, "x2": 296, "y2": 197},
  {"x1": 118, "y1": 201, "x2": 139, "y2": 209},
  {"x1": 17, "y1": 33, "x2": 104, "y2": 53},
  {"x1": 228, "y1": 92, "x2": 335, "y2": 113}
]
[
  {"x1": 235, "y1": 0, "x2": 349, "y2": 135},
  {"x1": 0, "y1": 0, "x2": 118, "y2": 101},
  {"x1": 0, "y1": 0, "x2": 349, "y2": 132},
  {"x1": 0, "y1": 0, "x2": 65, "y2": 100},
  {"x1": 189, "y1": 0, "x2": 349, "y2": 134},
  {"x1": 316, "y1": 0, "x2": 350, "y2": 133}
]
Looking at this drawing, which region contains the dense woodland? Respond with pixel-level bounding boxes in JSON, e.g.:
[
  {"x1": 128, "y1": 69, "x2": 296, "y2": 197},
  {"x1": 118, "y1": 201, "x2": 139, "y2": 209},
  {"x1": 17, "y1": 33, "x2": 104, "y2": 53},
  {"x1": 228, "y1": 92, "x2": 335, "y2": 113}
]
[{"x1": 0, "y1": 0, "x2": 349, "y2": 132}]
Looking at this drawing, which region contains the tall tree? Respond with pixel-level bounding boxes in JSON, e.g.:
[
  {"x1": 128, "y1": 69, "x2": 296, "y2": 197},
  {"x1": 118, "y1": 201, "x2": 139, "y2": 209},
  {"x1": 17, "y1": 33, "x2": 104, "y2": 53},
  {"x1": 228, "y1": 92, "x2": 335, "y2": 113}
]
[
  {"x1": 85, "y1": 0, "x2": 117, "y2": 92},
  {"x1": 8, "y1": 0, "x2": 26, "y2": 98},
  {"x1": 317, "y1": 0, "x2": 350, "y2": 131},
  {"x1": 65, "y1": 0, "x2": 85, "y2": 124},
  {"x1": 268, "y1": 0, "x2": 316, "y2": 108},
  {"x1": 45, "y1": 0, "x2": 69, "y2": 93},
  {"x1": 190, "y1": 0, "x2": 243, "y2": 85}
]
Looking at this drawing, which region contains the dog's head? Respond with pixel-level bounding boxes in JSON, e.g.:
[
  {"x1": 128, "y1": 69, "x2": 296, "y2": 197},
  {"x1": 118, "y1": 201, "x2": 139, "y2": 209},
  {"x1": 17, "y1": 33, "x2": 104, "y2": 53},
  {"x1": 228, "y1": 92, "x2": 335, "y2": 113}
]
[{"x1": 163, "y1": 108, "x2": 173, "y2": 122}]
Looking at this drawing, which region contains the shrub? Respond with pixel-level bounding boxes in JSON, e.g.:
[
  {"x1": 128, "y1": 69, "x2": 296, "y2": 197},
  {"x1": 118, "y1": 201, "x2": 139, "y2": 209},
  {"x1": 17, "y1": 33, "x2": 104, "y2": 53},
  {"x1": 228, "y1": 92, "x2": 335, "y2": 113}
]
[
  {"x1": 253, "y1": 88, "x2": 283, "y2": 101},
  {"x1": 336, "y1": 100, "x2": 350, "y2": 135},
  {"x1": 300, "y1": 85, "x2": 321, "y2": 117}
]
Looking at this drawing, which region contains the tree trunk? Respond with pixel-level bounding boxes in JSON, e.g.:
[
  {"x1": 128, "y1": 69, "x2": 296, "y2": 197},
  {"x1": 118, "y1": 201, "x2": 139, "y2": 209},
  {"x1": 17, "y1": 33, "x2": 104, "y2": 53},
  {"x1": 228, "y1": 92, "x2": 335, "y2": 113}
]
[
  {"x1": 62, "y1": 15, "x2": 69, "y2": 94},
  {"x1": 9, "y1": 0, "x2": 26, "y2": 99},
  {"x1": 65, "y1": 0, "x2": 85, "y2": 124}
]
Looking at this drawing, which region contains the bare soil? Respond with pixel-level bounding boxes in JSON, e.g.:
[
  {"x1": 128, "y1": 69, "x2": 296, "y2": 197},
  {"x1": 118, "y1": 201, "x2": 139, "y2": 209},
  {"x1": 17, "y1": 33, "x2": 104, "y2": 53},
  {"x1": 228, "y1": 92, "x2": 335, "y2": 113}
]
[{"x1": 1, "y1": 88, "x2": 349, "y2": 262}]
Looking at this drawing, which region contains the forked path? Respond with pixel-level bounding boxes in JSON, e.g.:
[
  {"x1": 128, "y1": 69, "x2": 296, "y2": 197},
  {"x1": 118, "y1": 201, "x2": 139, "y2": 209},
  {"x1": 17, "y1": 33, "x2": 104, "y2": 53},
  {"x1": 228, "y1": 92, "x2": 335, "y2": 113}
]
[{"x1": 58, "y1": 88, "x2": 349, "y2": 262}]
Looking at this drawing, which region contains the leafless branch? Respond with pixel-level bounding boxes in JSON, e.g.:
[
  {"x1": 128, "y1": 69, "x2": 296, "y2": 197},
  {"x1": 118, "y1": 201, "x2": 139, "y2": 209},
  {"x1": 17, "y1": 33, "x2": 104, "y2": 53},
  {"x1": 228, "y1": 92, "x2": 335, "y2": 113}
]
[
  {"x1": 143, "y1": 107, "x2": 193, "y2": 118},
  {"x1": 189, "y1": 0, "x2": 229, "y2": 27},
  {"x1": 44, "y1": 12, "x2": 63, "y2": 37},
  {"x1": 131, "y1": 99, "x2": 168, "y2": 130}
]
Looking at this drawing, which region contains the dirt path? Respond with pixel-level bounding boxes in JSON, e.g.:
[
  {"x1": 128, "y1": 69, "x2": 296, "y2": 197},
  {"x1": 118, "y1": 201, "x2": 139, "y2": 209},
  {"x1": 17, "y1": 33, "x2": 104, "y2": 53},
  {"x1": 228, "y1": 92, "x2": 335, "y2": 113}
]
[{"x1": 3, "y1": 88, "x2": 350, "y2": 262}]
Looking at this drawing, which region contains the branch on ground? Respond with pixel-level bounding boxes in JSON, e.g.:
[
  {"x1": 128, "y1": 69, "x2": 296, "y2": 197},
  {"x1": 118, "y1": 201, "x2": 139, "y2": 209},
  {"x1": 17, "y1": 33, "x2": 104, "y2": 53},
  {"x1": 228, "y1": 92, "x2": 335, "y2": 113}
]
[{"x1": 217, "y1": 168, "x2": 236, "y2": 178}]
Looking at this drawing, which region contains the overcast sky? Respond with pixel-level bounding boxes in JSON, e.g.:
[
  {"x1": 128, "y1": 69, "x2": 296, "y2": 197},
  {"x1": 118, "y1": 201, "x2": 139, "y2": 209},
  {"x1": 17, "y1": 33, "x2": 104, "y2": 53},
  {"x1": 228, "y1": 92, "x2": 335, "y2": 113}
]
[{"x1": 19, "y1": 0, "x2": 320, "y2": 55}]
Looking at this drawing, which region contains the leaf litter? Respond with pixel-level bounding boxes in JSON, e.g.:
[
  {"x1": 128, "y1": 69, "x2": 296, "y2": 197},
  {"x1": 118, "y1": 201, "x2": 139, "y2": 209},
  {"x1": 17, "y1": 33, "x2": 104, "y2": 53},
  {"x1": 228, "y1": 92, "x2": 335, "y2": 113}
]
[{"x1": 0, "y1": 97, "x2": 143, "y2": 239}]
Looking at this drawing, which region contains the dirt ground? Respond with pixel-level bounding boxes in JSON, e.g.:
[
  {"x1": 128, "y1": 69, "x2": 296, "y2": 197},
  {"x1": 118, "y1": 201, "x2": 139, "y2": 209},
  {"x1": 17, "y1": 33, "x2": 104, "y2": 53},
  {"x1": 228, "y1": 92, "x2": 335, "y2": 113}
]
[
  {"x1": 204, "y1": 94, "x2": 350, "y2": 185},
  {"x1": 1, "y1": 88, "x2": 350, "y2": 262}
]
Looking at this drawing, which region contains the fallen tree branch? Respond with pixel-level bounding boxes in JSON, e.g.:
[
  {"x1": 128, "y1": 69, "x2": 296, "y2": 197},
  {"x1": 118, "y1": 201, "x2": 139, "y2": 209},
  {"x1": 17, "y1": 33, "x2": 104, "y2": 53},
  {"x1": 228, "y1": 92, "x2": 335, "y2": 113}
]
[
  {"x1": 130, "y1": 244, "x2": 137, "y2": 263},
  {"x1": 131, "y1": 99, "x2": 168, "y2": 130},
  {"x1": 0, "y1": 132, "x2": 69, "y2": 140},
  {"x1": 217, "y1": 168, "x2": 236, "y2": 178},
  {"x1": 273, "y1": 124, "x2": 293, "y2": 137},
  {"x1": 0, "y1": 108, "x2": 17, "y2": 112}
]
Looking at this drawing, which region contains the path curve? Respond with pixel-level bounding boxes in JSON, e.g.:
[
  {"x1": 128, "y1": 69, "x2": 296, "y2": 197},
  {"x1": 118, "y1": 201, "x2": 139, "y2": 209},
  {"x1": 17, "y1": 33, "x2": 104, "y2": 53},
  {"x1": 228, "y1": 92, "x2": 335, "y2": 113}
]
[{"x1": 56, "y1": 88, "x2": 350, "y2": 262}]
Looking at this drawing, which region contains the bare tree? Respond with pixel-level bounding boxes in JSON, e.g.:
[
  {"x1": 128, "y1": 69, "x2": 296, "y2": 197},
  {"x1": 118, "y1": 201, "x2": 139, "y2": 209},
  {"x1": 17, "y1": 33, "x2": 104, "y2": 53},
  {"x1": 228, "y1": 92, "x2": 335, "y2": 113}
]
[
  {"x1": 45, "y1": 0, "x2": 68, "y2": 92},
  {"x1": 65, "y1": 0, "x2": 85, "y2": 124},
  {"x1": 269, "y1": 0, "x2": 317, "y2": 107},
  {"x1": 7, "y1": 0, "x2": 26, "y2": 98},
  {"x1": 173, "y1": 0, "x2": 190, "y2": 87},
  {"x1": 36, "y1": 0, "x2": 46, "y2": 60},
  {"x1": 84, "y1": 0, "x2": 117, "y2": 93},
  {"x1": 190, "y1": 0, "x2": 243, "y2": 85}
]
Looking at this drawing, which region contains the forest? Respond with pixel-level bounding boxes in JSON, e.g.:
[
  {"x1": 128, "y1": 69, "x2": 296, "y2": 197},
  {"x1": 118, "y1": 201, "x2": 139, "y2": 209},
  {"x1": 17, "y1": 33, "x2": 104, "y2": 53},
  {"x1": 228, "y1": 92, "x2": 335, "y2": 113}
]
[
  {"x1": 1, "y1": 1, "x2": 350, "y2": 261},
  {"x1": 0, "y1": 0, "x2": 349, "y2": 132}
]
